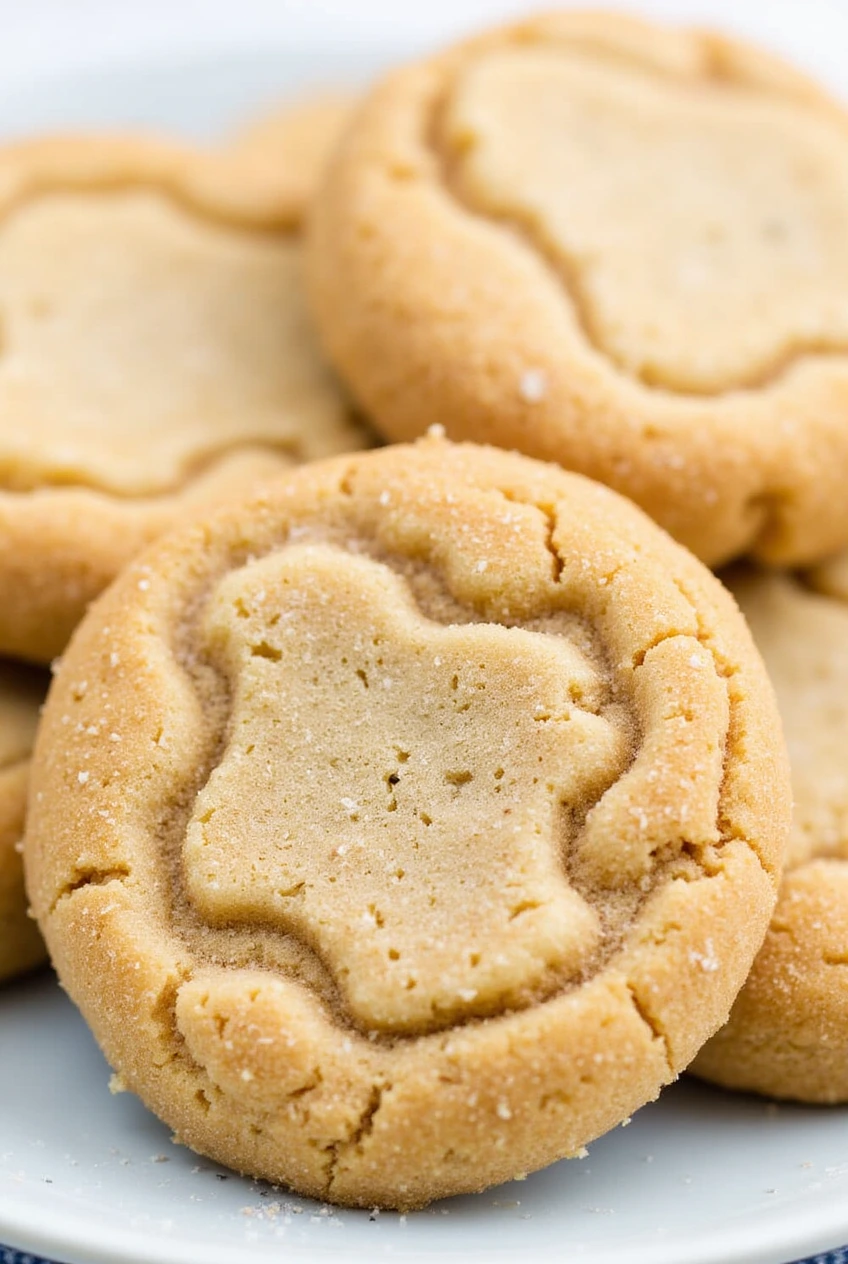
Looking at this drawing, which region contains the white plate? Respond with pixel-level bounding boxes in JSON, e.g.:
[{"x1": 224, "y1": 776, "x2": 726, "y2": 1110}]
[
  {"x1": 2, "y1": 973, "x2": 848, "y2": 1264},
  {"x1": 1, "y1": 7, "x2": 848, "y2": 1263}
]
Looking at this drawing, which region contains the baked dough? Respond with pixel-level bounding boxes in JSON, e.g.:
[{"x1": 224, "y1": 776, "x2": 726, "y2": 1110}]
[
  {"x1": 308, "y1": 10, "x2": 848, "y2": 566},
  {"x1": 25, "y1": 439, "x2": 790, "y2": 1206},
  {"x1": 0, "y1": 130, "x2": 368, "y2": 663},
  {"x1": 693, "y1": 563, "x2": 848, "y2": 1101},
  {"x1": 231, "y1": 92, "x2": 354, "y2": 220},
  {"x1": 0, "y1": 662, "x2": 47, "y2": 983}
]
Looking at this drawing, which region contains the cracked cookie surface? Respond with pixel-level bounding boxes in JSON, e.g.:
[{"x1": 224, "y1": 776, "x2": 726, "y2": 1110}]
[
  {"x1": 0, "y1": 661, "x2": 48, "y2": 983},
  {"x1": 0, "y1": 130, "x2": 369, "y2": 663},
  {"x1": 693, "y1": 565, "x2": 848, "y2": 1101},
  {"x1": 308, "y1": 9, "x2": 848, "y2": 567},
  {"x1": 25, "y1": 439, "x2": 790, "y2": 1207}
]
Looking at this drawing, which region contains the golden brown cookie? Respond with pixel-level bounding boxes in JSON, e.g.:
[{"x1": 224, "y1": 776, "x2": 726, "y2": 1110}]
[
  {"x1": 308, "y1": 10, "x2": 848, "y2": 568},
  {"x1": 0, "y1": 662, "x2": 47, "y2": 983},
  {"x1": 25, "y1": 439, "x2": 789, "y2": 1208},
  {"x1": 693, "y1": 565, "x2": 848, "y2": 1101},
  {"x1": 231, "y1": 93, "x2": 354, "y2": 221},
  {"x1": 0, "y1": 131, "x2": 368, "y2": 664}
]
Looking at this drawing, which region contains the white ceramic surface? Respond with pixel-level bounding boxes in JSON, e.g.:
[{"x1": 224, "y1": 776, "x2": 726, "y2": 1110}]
[
  {"x1": 1, "y1": 7, "x2": 848, "y2": 1263},
  {"x1": 2, "y1": 973, "x2": 848, "y2": 1264}
]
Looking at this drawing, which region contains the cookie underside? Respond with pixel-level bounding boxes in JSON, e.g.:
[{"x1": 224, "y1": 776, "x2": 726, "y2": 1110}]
[{"x1": 0, "y1": 662, "x2": 49, "y2": 983}]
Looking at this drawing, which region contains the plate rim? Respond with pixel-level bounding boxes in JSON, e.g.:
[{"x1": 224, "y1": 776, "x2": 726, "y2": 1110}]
[{"x1": 3, "y1": 1156, "x2": 848, "y2": 1264}]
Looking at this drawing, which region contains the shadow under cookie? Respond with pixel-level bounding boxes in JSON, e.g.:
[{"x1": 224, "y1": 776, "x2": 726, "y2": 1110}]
[{"x1": 0, "y1": 660, "x2": 49, "y2": 983}]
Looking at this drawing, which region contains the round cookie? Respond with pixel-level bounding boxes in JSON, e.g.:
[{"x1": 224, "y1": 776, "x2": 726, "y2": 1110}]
[
  {"x1": 25, "y1": 439, "x2": 790, "y2": 1208},
  {"x1": 693, "y1": 564, "x2": 848, "y2": 1101},
  {"x1": 308, "y1": 10, "x2": 848, "y2": 568},
  {"x1": 0, "y1": 662, "x2": 48, "y2": 983},
  {"x1": 0, "y1": 131, "x2": 369, "y2": 664}
]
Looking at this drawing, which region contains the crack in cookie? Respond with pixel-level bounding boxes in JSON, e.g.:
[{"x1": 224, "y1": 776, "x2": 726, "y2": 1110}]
[{"x1": 25, "y1": 440, "x2": 790, "y2": 1207}]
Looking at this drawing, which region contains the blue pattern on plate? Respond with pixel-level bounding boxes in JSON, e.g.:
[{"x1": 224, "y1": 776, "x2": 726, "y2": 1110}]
[
  {"x1": 2, "y1": 1251, "x2": 63, "y2": 1264},
  {"x1": 3, "y1": 1245, "x2": 848, "y2": 1264},
  {"x1": 791, "y1": 1253, "x2": 848, "y2": 1264}
]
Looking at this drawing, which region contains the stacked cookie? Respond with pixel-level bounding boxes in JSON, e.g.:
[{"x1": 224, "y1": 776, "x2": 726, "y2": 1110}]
[
  {"x1": 0, "y1": 104, "x2": 370, "y2": 981},
  {"x1": 13, "y1": 8, "x2": 848, "y2": 1213},
  {"x1": 693, "y1": 561, "x2": 848, "y2": 1101}
]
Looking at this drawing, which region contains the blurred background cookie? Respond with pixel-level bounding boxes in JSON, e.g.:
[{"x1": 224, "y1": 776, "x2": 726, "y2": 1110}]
[
  {"x1": 693, "y1": 564, "x2": 848, "y2": 1101},
  {"x1": 308, "y1": 9, "x2": 848, "y2": 567},
  {"x1": 0, "y1": 662, "x2": 47, "y2": 983},
  {"x1": 228, "y1": 91, "x2": 355, "y2": 225},
  {"x1": 0, "y1": 129, "x2": 370, "y2": 664},
  {"x1": 25, "y1": 439, "x2": 790, "y2": 1207}
]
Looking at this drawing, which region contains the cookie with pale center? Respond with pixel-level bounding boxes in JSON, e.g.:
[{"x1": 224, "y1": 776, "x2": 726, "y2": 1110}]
[
  {"x1": 0, "y1": 129, "x2": 368, "y2": 664},
  {"x1": 0, "y1": 662, "x2": 48, "y2": 983},
  {"x1": 693, "y1": 560, "x2": 848, "y2": 1101},
  {"x1": 308, "y1": 10, "x2": 848, "y2": 567},
  {"x1": 25, "y1": 439, "x2": 789, "y2": 1208}
]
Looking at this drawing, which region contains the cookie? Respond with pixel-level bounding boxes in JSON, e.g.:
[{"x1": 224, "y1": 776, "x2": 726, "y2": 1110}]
[
  {"x1": 0, "y1": 663, "x2": 47, "y2": 983},
  {"x1": 692, "y1": 566, "x2": 848, "y2": 1101},
  {"x1": 0, "y1": 131, "x2": 369, "y2": 664},
  {"x1": 25, "y1": 439, "x2": 789, "y2": 1208},
  {"x1": 308, "y1": 10, "x2": 848, "y2": 568},
  {"x1": 232, "y1": 93, "x2": 354, "y2": 221}
]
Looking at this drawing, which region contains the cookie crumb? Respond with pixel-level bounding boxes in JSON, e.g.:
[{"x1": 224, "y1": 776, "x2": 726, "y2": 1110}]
[
  {"x1": 519, "y1": 369, "x2": 547, "y2": 403},
  {"x1": 689, "y1": 938, "x2": 720, "y2": 972}
]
